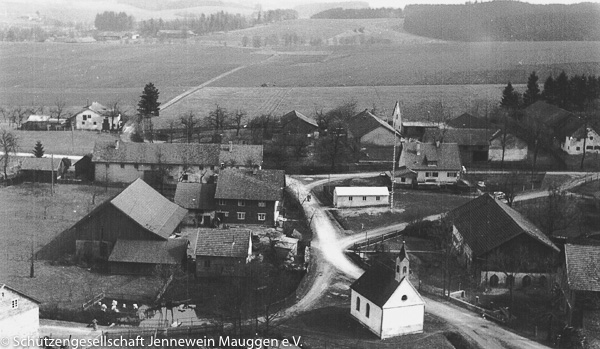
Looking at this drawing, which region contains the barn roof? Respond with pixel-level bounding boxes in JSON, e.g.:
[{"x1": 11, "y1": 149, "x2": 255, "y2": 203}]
[
  {"x1": 174, "y1": 183, "x2": 216, "y2": 210},
  {"x1": 399, "y1": 142, "x2": 462, "y2": 171},
  {"x1": 195, "y1": 228, "x2": 251, "y2": 258},
  {"x1": 93, "y1": 141, "x2": 221, "y2": 165},
  {"x1": 564, "y1": 244, "x2": 600, "y2": 292},
  {"x1": 0, "y1": 284, "x2": 41, "y2": 304},
  {"x1": 334, "y1": 187, "x2": 389, "y2": 197},
  {"x1": 347, "y1": 110, "x2": 399, "y2": 140},
  {"x1": 447, "y1": 113, "x2": 492, "y2": 129},
  {"x1": 215, "y1": 168, "x2": 285, "y2": 201},
  {"x1": 218, "y1": 143, "x2": 263, "y2": 167},
  {"x1": 281, "y1": 110, "x2": 318, "y2": 128},
  {"x1": 19, "y1": 157, "x2": 61, "y2": 171},
  {"x1": 423, "y1": 128, "x2": 497, "y2": 147},
  {"x1": 108, "y1": 239, "x2": 187, "y2": 264},
  {"x1": 447, "y1": 194, "x2": 559, "y2": 257},
  {"x1": 111, "y1": 179, "x2": 187, "y2": 239}
]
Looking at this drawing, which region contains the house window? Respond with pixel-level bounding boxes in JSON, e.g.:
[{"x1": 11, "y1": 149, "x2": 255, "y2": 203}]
[
  {"x1": 448, "y1": 172, "x2": 457, "y2": 177},
  {"x1": 587, "y1": 146, "x2": 593, "y2": 150},
  {"x1": 425, "y1": 172, "x2": 430, "y2": 178},
  {"x1": 356, "y1": 297, "x2": 360, "y2": 311},
  {"x1": 224, "y1": 212, "x2": 229, "y2": 217},
  {"x1": 432, "y1": 172, "x2": 439, "y2": 177},
  {"x1": 182, "y1": 174, "x2": 189, "y2": 181},
  {"x1": 590, "y1": 136, "x2": 594, "y2": 140},
  {"x1": 257, "y1": 213, "x2": 266, "y2": 221},
  {"x1": 403, "y1": 266, "x2": 407, "y2": 274},
  {"x1": 401, "y1": 295, "x2": 408, "y2": 301},
  {"x1": 396, "y1": 265, "x2": 399, "y2": 273},
  {"x1": 82, "y1": 122, "x2": 85, "y2": 125},
  {"x1": 362, "y1": 196, "x2": 367, "y2": 201},
  {"x1": 120, "y1": 164, "x2": 125, "y2": 169},
  {"x1": 348, "y1": 196, "x2": 353, "y2": 201},
  {"x1": 204, "y1": 260, "x2": 210, "y2": 268},
  {"x1": 11, "y1": 299, "x2": 18, "y2": 309},
  {"x1": 237, "y1": 212, "x2": 246, "y2": 220},
  {"x1": 258, "y1": 201, "x2": 266, "y2": 207},
  {"x1": 134, "y1": 164, "x2": 139, "y2": 170},
  {"x1": 576, "y1": 147, "x2": 581, "y2": 151},
  {"x1": 82, "y1": 115, "x2": 87, "y2": 120},
  {"x1": 218, "y1": 199, "x2": 226, "y2": 206},
  {"x1": 238, "y1": 200, "x2": 245, "y2": 207},
  {"x1": 365, "y1": 303, "x2": 370, "y2": 318},
  {"x1": 199, "y1": 166, "x2": 203, "y2": 171},
  {"x1": 376, "y1": 196, "x2": 381, "y2": 201},
  {"x1": 400, "y1": 177, "x2": 406, "y2": 183},
  {"x1": 93, "y1": 122, "x2": 97, "y2": 125}
]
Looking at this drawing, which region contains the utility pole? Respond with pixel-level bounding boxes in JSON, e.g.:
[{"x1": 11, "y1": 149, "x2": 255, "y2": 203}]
[
  {"x1": 390, "y1": 101, "x2": 401, "y2": 210},
  {"x1": 50, "y1": 154, "x2": 54, "y2": 195}
]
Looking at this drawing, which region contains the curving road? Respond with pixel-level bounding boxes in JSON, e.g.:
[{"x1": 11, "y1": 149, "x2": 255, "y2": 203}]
[{"x1": 283, "y1": 173, "x2": 581, "y2": 348}]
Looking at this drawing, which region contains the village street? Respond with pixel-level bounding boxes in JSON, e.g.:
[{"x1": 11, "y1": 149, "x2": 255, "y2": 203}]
[{"x1": 283, "y1": 173, "x2": 584, "y2": 349}]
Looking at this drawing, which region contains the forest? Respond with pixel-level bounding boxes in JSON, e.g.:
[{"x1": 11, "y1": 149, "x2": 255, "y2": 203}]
[
  {"x1": 311, "y1": 7, "x2": 403, "y2": 19},
  {"x1": 404, "y1": 2, "x2": 600, "y2": 41}
]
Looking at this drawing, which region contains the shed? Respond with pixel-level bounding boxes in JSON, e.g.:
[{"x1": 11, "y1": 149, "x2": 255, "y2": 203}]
[
  {"x1": 333, "y1": 187, "x2": 389, "y2": 208},
  {"x1": 195, "y1": 228, "x2": 253, "y2": 277}
]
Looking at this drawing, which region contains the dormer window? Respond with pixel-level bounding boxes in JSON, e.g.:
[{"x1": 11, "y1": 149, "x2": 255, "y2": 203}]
[{"x1": 427, "y1": 161, "x2": 437, "y2": 167}]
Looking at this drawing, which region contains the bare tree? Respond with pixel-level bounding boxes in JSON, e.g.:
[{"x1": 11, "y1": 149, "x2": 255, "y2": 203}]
[
  {"x1": 208, "y1": 104, "x2": 229, "y2": 133},
  {"x1": 51, "y1": 98, "x2": 67, "y2": 123},
  {"x1": 180, "y1": 111, "x2": 198, "y2": 143},
  {"x1": 0, "y1": 107, "x2": 12, "y2": 123},
  {"x1": 233, "y1": 109, "x2": 246, "y2": 137},
  {"x1": 0, "y1": 130, "x2": 19, "y2": 181},
  {"x1": 10, "y1": 106, "x2": 31, "y2": 128}
]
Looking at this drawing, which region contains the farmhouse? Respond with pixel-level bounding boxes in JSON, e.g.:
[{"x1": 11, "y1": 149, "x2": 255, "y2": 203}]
[
  {"x1": 92, "y1": 141, "x2": 263, "y2": 184},
  {"x1": 51, "y1": 179, "x2": 187, "y2": 271},
  {"x1": 21, "y1": 114, "x2": 67, "y2": 131},
  {"x1": 524, "y1": 101, "x2": 580, "y2": 143},
  {"x1": 345, "y1": 109, "x2": 401, "y2": 162},
  {"x1": 280, "y1": 110, "x2": 318, "y2": 137},
  {"x1": 350, "y1": 245, "x2": 425, "y2": 339},
  {"x1": 195, "y1": 228, "x2": 253, "y2": 277},
  {"x1": 447, "y1": 194, "x2": 559, "y2": 287},
  {"x1": 0, "y1": 284, "x2": 40, "y2": 342},
  {"x1": 214, "y1": 168, "x2": 285, "y2": 226},
  {"x1": 72, "y1": 102, "x2": 121, "y2": 131},
  {"x1": 174, "y1": 182, "x2": 217, "y2": 227},
  {"x1": 488, "y1": 130, "x2": 529, "y2": 162},
  {"x1": 423, "y1": 128, "x2": 495, "y2": 163},
  {"x1": 333, "y1": 187, "x2": 389, "y2": 208},
  {"x1": 396, "y1": 142, "x2": 461, "y2": 186},
  {"x1": 560, "y1": 124, "x2": 600, "y2": 155},
  {"x1": 558, "y1": 244, "x2": 600, "y2": 329}
]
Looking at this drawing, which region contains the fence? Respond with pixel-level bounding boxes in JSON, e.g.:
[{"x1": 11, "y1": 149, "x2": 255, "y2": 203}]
[{"x1": 351, "y1": 231, "x2": 404, "y2": 251}]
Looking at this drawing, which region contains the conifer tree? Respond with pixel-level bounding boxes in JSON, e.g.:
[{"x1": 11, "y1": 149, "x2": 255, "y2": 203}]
[
  {"x1": 33, "y1": 140, "x2": 44, "y2": 158},
  {"x1": 501, "y1": 82, "x2": 520, "y2": 110},
  {"x1": 523, "y1": 71, "x2": 541, "y2": 107}
]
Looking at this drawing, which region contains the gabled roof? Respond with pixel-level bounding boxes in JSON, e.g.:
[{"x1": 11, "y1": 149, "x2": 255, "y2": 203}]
[
  {"x1": 195, "y1": 228, "x2": 251, "y2": 258},
  {"x1": 78, "y1": 102, "x2": 109, "y2": 116},
  {"x1": 219, "y1": 144, "x2": 263, "y2": 167},
  {"x1": 25, "y1": 115, "x2": 51, "y2": 123},
  {"x1": 108, "y1": 238, "x2": 187, "y2": 264},
  {"x1": 423, "y1": 128, "x2": 498, "y2": 146},
  {"x1": 215, "y1": 168, "x2": 285, "y2": 202},
  {"x1": 399, "y1": 142, "x2": 462, "y2": 171},
  {"x1": 19, "y1": 157, "x2": 61, "y2": 171},
  {"x1": 281, "y1": 110, "x2": 318, "y2": 128},
  {"x1": 446, "y1": 113, "x2": 491, "y2": 129},
  {"x1": 0, "y1": 284, "x2": 41, "y2": 304},
  {"x1": 174, "y1": 183, "x2": 216, "y2": 210},
  {"x1": 448, "y1": 194, "x2": 559, "y2": 257},
  {"x1": 351, "y1": 265, "x2": 422, "y2": 308},
  {"x1": 347, "y1": 110, "x2": 399, "y2": 140},
  {"x1": 334, "y1": 187, "x2": 389, "y2": 196},
  {"x1": 111, "y1": 179, "x2": 187, "y2": 240},
  {"x1": 565, "y1": 244, "x2": 600, "y2": 292},
  {"x1": 93, "y1": 141, "x2": 221, "y2": 165}
]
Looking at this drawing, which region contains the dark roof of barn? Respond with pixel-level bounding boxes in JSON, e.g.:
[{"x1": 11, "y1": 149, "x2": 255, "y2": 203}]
[
  {"x1": 346, "y1": 110, "x2": 398, "y2": 140},
  {"x1": 19, "y1": 157, "x2": 61, "y2": 171},
  {"x1": 423, "y1": 128, "x2": 497, "y2": 146},
  {"x1": 448, "y1": 194, "x2": 559, "y2": 257},
  {"x1": 111, "y1": 179, "x2": 187, "y2": 239},
  {"x1": 400, "y1": 142, "x2": 462, "y2": 171},
  {"x1": 525, "y1": 101, "x2": 577, "y2": 130},
  {"x1": 565, "y1": 244, "x2": 600, "y2": 292},
  {"x1": 195, "y1": 228, "x2": 251, "y2": 258},
  {"x1": 108, "y1": 238, "x2": 187, "y2": 264},
  {"x1": 215, "y1": 168, "x2": 285, "y2": 201},
  {"x1": 92, "y1": 141, "x2": 221, "y2": 165},
  {"x1": 447, "y1": 113, "x2": 492, "y2": 129},
  {"x1": 281, "y1": 110, "x2": 318, "y2": 128},
  {"x1": 174, "y1": 183, "x2": 216, "y2": 210},
  {"x1": 351, "y1": 264, "x2": 403, "y2": 307}
]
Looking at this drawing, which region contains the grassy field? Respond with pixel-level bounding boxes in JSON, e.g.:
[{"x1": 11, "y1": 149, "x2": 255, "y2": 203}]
[{"x1": 6, "y1": 128, "x2": 120, "y2": 155}]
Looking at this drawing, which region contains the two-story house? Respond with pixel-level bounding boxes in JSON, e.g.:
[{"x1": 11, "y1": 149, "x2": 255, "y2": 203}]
[
  {"x1": 214, "y1": 168, "x2": 285, "y2": 226},
  {"x1": 395, "y1": 142, "x2": 462, "y2": 186},
  {"x1": 73, "y1": 102, "x2": 121, "y2": 131},
  {"x1": 0, "y1": 284, "x2": 40, "y2": 343}
]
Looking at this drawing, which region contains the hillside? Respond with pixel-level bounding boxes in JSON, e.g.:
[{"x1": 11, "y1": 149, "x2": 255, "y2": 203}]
[
  {"x1": 404, "y1": 2, "x2": 600, "y2": 41},
  {"x1": 294, "y1": 1, "x2": 368, "y2": 18}
]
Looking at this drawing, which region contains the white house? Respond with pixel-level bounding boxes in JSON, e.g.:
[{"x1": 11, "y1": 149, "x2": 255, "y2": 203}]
[
  {"x1": 73, "y1": 102, "x2": 121, "y2": 131},
  {"x1": 350, "y1": 245, "x2": 425, "y2": 339},
  {"x1": 561, "y1": 125, "x2": 600, "y2": 155},
  {"x1": 333, "y1": 187, "x2": 389, "y2": 208},
  {"x1": 396, "y1": 142, "x2": 462, "y2": 186},
  {"x1": 0, "y1": 284, "x2": 40, "y2": 346}
]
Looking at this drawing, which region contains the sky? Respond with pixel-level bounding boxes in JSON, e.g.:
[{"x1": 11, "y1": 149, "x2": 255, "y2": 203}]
[{"x1": 259, "y1": 0, "x2": 600, "y2": 8}]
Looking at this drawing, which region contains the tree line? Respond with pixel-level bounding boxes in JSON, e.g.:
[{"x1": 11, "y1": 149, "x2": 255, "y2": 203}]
[
  {"x1": 94, "y1": 11, "x2": 134, "y2": 31},
  {"x1": 404, "y1": 2, "x2": 600, "y2": 41},
  {"x1": 311, "y1": 7, "x2": 403, "y2": 19}
]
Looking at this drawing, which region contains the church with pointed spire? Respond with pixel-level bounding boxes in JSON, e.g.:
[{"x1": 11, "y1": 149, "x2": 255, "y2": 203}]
[{"x1": 350, "y1": 243, "x2": 425, "y2": 339}]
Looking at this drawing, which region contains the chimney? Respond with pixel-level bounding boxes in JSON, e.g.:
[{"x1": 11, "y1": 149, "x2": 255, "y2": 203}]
[
  {"x1": 228, "y1": 141, "x2": 233, "y2": 152},
  {"x1": 115, "y1": 140, "x2": 119, "y2": 150},
  {"x1": 416, "y1": 143, "x2": 421, "y2": 156}
]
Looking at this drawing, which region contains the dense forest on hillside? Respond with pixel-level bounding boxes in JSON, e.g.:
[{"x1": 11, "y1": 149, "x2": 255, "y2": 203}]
[
  {"x1": 311, "y1": 7, "x2": 403, "y2": 19},
  {"x1": 404, "y1": 2, "x2": 600, "y2": 41},
  {"x1": 95, "y1": 11, "x2": 135, "y2": 31}
]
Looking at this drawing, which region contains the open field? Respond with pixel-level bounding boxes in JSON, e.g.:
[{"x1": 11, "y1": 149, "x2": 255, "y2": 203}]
[
  {"x1": 157, "y1": 84, "x2": 507, "y2": 129},
  {"x1": 6, "y1": 128, "x2": 120, "y2": 156}
]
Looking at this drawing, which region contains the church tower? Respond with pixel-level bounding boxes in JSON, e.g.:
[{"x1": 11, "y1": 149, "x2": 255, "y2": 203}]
[{"x1": 395, "y1": 242, "x2": 410, "y2": 282}]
